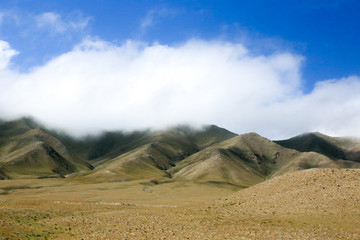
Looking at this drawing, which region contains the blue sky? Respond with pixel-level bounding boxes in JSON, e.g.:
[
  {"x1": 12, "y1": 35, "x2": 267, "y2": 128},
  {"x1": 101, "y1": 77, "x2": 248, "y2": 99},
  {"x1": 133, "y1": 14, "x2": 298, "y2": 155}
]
[
  {"x1": 1, "y1": 0, "x2": 359, "y2": 91},
  {"x1": 0, "y1": 0, "x2": 360, "y2": 138}
]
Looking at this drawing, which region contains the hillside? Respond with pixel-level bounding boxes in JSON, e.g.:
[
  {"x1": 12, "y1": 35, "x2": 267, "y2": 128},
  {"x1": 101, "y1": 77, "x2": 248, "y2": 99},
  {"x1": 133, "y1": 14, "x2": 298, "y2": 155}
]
[
  {"x1": 195, "y1": 168, "x2": 360, "y2": 239},
  {"x1": 79, "y1": 125, "x2": 237, "y2": 182},
  {"x1": 0, "y1": 119, "x2": 93, "y2": 179},
  {"x1": 0, "y1": 119, "x2": 238, "y2": 181},
  {"x1": 0, "y1": 118, "x2": 360, "y2": 185},
  {"x1": 275, "y1": 132, "x2": 360, "y2": 162},
  {"x1": 216, "y1": 168, "x2": 360, "y2": 213},
  {"x1": 169, "y1": 132, "x2": 360, "y2": 186}
]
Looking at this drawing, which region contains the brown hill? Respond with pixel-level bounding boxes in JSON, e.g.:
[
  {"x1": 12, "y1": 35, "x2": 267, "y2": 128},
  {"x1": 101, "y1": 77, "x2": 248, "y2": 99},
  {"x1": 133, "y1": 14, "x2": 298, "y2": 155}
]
[
  {"x1": 0, "y1": 119, "x2": 93, "y2": 179},
  {"x1": 199, "y1": 168, "x2": 360, "y2": 239},
  {"x1": 1, "y1": 118, "x2": 360, "y2": 186},
  {"x1": 213, "y1": 168, "x2": 360, "y2": 213},
  {"x1": 0, "y1": 119, "x2": 238, "y2": 181},
  {"x1": 170, "y1": 132, "x2": 360, "y2": 186},
  {"x1": 275, "y1": 132, "x2": 360, "y2": 162},
  {"x1": 79, "y1": 125, "x2": 237, "y2": 182}
]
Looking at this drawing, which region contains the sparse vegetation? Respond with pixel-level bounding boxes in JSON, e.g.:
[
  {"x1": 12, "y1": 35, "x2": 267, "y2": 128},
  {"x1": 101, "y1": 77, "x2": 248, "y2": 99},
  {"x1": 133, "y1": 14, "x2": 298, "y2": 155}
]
[
  {"x1": 1, "y1": 169, "x2": 360, "y2": 239},
  {"x1": 1, "y1": 119, "x2": 360, "y2": 239}
]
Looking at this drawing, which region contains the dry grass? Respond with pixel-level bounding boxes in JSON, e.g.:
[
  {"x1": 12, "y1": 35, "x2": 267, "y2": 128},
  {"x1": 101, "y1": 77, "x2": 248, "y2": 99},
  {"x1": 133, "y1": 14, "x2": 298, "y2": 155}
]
[{"x1": 1, "y1": 168, "x2": 360, "y2": 239}]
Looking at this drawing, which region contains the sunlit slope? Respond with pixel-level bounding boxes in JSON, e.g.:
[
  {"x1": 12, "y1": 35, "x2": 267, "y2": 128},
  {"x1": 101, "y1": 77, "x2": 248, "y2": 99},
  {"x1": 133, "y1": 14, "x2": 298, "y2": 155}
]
[
  {"x1": 196, "y1": 168, "x2": 360, "y2": 239},
  {"x1": 0, "y1": 119, "x2": 93, "y2": 179},
  {"x1": 210, "y1": 168, "x2": 360, "y2": 220},
  {"x1": 170, "y1": 132, "x2": 360, "y2": 186},
  {"x1": 0, "y1": 119, "x2": 237, "y2": 180},
  {"x1": 59, "y1": 124, "x2": 236, "y2": 164},
  {"x1": 79, "y1": 125, "x2": 237, "y2": 181},
  {"x1": 275, "y1": 132, "x2": 360, "y2": 162},
  {"x1": 1, "y1": 118, "x2": 359, "y2": 183}
]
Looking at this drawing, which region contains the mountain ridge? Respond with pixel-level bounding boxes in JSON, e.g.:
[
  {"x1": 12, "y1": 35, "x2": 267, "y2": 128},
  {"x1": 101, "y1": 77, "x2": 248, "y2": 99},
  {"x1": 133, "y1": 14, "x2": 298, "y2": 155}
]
[{"x1": 0, "y1": 118, "x2": 359, "y2": 187}]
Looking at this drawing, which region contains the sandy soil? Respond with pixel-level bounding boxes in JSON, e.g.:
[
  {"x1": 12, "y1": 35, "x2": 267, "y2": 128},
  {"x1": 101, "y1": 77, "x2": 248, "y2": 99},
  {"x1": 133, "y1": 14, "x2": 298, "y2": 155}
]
[{"x1": 1, "y1": 168, "x2": 360, "y2": 239}]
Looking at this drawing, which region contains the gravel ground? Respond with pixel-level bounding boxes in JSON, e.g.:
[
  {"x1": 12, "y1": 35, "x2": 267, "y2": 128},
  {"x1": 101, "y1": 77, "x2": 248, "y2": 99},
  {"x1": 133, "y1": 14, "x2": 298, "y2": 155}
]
[{"x1": 1, "y1": 168, "x2": 360, "y2": 239}]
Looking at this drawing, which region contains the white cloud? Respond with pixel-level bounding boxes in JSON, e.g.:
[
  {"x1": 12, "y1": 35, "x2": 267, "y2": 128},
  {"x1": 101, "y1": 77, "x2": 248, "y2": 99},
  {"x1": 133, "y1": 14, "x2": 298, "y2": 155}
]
[
  {"x1": 0, "y1": 40, "x2": 18, "y2": 70},
  {"x1": 0, "y1": 38, "x2": 359, "y2": 139},
  {"x1": 36, "y1": 12, "x2": 66, "y2": 33},
  {"x1": 140, "y1": 8, "x2": 178, "y2": 33},
  {"x1": 35, "y1": 12, "x2": 91, "y2": 34},
  {"x1": 240, "y1": 76, "x2": 360, "y2": 139}
]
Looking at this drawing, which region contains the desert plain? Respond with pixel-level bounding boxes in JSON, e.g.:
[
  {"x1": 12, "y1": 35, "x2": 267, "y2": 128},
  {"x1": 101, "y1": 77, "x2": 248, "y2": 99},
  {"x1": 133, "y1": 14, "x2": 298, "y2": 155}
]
[{"x1": 1, "y1": 168, "x2": 360, "y2": 240}]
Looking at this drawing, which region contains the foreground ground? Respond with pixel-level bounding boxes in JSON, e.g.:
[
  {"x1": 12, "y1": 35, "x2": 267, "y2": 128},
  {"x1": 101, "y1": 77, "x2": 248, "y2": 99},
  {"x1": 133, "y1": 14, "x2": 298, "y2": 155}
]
[{"x1": 1, "y1": 168, "x2": 360, "y2": 239}]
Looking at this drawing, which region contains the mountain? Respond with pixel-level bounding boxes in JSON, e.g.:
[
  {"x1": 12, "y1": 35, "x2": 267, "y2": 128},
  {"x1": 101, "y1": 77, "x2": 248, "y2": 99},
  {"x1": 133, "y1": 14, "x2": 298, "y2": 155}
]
[
  {"x1": 0, "y1": 119, "x2": 237, "y2": 181},
  {"x1": 0, "y1": 118, "x2": 93, "y2": 179},
  {"x1": 275, "y1": 132, "x2": 360, "y2": 162},
  {"x1": 78, "y1": 125, "x2": 237, "y2": 182},
  {"x1": 0, "y1": 118, "x2": 359, "y2": 185},
  {"x1": 169, "y1": 132, "x2": 360, "y2": 186}
]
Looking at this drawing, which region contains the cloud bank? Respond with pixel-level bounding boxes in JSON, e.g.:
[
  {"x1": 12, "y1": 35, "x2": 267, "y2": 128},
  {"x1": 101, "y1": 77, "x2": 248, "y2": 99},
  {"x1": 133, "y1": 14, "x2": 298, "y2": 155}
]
[{"x1": 0, "y1": 37, "x2": 359, "y2": 139}]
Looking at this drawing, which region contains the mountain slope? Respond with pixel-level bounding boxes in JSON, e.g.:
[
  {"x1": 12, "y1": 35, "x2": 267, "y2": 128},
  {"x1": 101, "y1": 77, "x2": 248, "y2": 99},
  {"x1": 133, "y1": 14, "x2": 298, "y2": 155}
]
[
  {"x1": 0, "y1": 118, "x2": 359, "y2": 184},
  {"x1": 54, "y1": 130, "x2": 151, "y2": 164},
  {"x1": 213, "y1": 168, "x2": 360, "y2": 214},
  {"x1": 57, "y1": 124, "x2": 236, "y2": 164},
  {"x1": 275, "y1": 132, "x2": 360, "y2": 162},
  {"x1": 0, "y1": 119, "x2": 93, "y2": 179},
  {"x1": 0, "y1": 119, "x2": 237, "y2": 181},
  {"x1": 201, "y1": 168, "x2": 360, "y2": 239},
  {"x1": 79, "y1": 125, "x2": 237, "y2": 182},
  {"x1": 170, "y1": 132, "x2": 360, "y2": 186}
]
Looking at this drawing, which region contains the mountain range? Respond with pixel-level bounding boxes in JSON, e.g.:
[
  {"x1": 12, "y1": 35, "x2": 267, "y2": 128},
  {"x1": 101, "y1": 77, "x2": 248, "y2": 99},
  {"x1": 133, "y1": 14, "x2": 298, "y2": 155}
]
[{"x1": 0, "y1": 118, "x2": 359, "y2": 187}]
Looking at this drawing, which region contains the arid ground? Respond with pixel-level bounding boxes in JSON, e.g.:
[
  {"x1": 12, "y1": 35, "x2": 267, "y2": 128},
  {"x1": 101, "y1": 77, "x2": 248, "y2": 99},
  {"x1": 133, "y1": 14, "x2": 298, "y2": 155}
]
[{"x1": 1, "y1": 168, "x2": 360, "y2": 240}]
